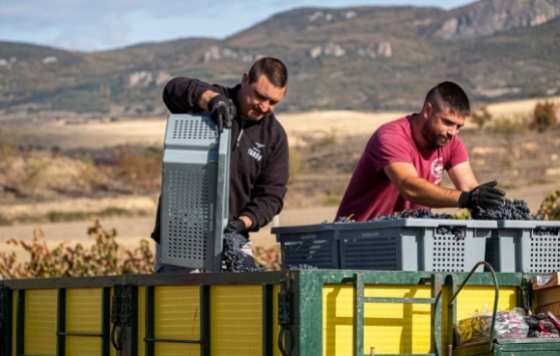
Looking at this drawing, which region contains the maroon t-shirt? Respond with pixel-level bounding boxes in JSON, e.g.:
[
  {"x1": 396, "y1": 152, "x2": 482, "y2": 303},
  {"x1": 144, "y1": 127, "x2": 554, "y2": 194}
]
[{"x1": 336, "y1": 116, "x2": 469, "y2": 221}]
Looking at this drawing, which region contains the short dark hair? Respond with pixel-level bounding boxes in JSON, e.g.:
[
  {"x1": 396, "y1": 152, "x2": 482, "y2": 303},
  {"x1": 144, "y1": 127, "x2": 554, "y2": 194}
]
[
  {"x1": 425, "y1": 81, "x2": 470, "y2": 116},
  {"x1": 248, "y1": 57, "x2": 288, "y2": 88}
]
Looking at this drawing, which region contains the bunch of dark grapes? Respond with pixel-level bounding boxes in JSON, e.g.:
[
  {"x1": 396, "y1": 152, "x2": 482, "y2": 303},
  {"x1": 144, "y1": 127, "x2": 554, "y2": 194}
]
[
  {"x1": 336, "y1": 208, "x2": 463, "y2": 237},
  {"x1": 381, "y1": 208, "x2": 455, "y2": 220},
  {"x1": 382, "y1": 209, "x2": 463, "y2": 236},
  {"x1": 468, "y1": 199, "x2": 559, "y2": 235},
  {"x1": 471, "y1": 199, "x2": 533, "y2": 220},
  {"x1": 335, "y1": 208, "x2": 455, "y2": 223},
  {"x1": 221, "y1": 232, "x2": 263, "y2": 273}
]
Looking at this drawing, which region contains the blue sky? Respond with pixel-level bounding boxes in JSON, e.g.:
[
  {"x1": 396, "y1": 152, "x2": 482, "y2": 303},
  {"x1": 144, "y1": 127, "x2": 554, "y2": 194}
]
[{"x1": 0, "y1": 0, "x2": 473, "y2": 51}]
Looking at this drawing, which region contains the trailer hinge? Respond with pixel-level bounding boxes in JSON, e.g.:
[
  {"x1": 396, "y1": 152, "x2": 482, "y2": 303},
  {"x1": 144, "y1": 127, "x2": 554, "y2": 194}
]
[
  {"x1": 278, "y1": 274, "x2": 295, "y2": 356},
  {"x1": 111, "y1": 284, "x2": 137, "y2": 354},
  {"x1": 0, "y1": 284, "x2": 13, "y2": 356}
]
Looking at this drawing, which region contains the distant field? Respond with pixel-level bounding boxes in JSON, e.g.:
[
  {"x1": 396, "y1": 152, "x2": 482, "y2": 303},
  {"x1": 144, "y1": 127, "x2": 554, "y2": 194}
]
[
  {"x1": 1, "y1": 118, "x2": 167, "y2": 149},
  {"x1": 0, "y1": 195, "x2": 156, "y2": 221},
  {"x1": 3, "y1": 111, "x2": 405, "y2": 149},
  {"x1": 486, "y1": 96, "x2": 560, "y2": 118},
  {"x1": 3, "y1": 96, "x2": 558, "y2": 149}
]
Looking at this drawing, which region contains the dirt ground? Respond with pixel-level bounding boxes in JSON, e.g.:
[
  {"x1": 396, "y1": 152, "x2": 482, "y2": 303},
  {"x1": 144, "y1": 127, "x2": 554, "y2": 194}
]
[{"x1": 0, "y1": 195, "x2": 156, "y2": 221}]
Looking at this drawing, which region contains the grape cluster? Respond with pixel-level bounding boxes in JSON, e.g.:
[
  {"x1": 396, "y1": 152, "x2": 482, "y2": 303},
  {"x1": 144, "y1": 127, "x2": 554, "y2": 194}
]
[
  {"x1": 471, "y1": 199, "x2": 533, "y2": 220},
  {"x1": 335, "y1": 208, "x2": 455, "y2": 223},
  {"x1": 381, "y1": 209, "x2": 464, "y2": 236},
  {"x1": 337, "y1": 209, "x2": 464, "y2": 237},
  {"x1": 471, "y1": 199, "x2": 559, "y2": 234},
  {"x1": 221, "y1": 232, "x2": 263, "y2": 273},
  {"x1": 381, "y1": 208, "x2": 455, "y2": 220}
]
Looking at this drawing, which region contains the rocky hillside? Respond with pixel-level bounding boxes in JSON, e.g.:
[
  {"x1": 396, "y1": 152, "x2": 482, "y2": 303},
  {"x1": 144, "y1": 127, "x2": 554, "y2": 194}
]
[
  {"x1": 429, "y1": 0, "x2": 560, "y2": 39},
  {"x1": 1, "y1": 0, "x2": 560, "y2": 117}
]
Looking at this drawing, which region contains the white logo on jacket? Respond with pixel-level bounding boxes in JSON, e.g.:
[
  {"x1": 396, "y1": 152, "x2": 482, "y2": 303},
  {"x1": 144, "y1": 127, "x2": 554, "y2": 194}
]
[{"x1": 248, "y1": 143, "x2": 264, "y2": 162}]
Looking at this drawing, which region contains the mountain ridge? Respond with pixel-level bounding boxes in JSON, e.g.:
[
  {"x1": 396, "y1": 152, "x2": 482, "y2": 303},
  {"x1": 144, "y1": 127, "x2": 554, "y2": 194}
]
[{"x1": 1, "y1": 0, "x2": 559, "y2": 117}]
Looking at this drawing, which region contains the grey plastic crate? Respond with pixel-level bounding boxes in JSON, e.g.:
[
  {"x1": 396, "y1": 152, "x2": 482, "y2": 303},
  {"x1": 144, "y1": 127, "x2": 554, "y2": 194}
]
[
  {"x1": 486, "y1": 220, "x2": 560, "y2": 272},
  {"x1": 159, "y1": 114, "x2": 230, "y2": 271},
  {"x1": 273, "y1": 219, "x2": 496, "y2": 272}
]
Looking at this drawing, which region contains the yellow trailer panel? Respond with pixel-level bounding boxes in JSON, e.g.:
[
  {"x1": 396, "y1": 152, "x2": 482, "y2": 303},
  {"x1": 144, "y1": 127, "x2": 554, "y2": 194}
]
[
  {"x1": 25, "y1": 289, "x2": 57, "y2": 355},
  {"x1": 323, "y1": 284, "x2": 433, "y2": 355},
  {"x1": 211, "y1": 285, "x2": 263, "y2": 355},
  {"x1": 154, "y1": 285, "x2": 200, "y2": 356}
]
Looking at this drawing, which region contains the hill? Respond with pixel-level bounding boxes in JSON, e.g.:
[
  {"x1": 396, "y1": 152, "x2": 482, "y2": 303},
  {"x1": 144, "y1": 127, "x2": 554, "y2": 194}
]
[{"x1": 0, "y1": 0, "x2": 559, "y2": 117}]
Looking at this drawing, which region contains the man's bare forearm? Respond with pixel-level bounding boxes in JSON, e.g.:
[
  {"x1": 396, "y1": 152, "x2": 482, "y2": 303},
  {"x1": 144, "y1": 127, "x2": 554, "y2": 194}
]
[{"x1": 400, "y1": 176, "x2": 461, "y2": 208}]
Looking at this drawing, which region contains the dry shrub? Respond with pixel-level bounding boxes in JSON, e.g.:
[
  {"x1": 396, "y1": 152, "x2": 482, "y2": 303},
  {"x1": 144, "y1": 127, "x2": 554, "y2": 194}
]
[
  {"x1": 488, "y1": 116, "x2": 529, "y2": 135},
  {"x1": 323, "y1": 188, "x2": 341, "y2": 206},
  {"x1": 471, "y1": 106, "x2": 493, "y2": 129},
  {"x1": 538, "y1": 190, "x2": 560, "y2": 220},
  {"x1": 531, "y1": 101, "x2": 558, "y2": 132},
  {"x1": 0, "y1": 150, "x2": 108, "y2": 199},
  {"x1": 288, "y1": 147, "x2": 301, "y2": 182},
  {"x1": 0, "y1": 143, "x2": 17, "y2": 163},
  {"x1": 114, "y1": 146, "x2": 161, "y2": 190},
  {"x1": 0, "y1": 220, "x2": 154, "y2": 279},
  {"x1": 253, "y1": 244, "x2": 281, "y2": 271}
]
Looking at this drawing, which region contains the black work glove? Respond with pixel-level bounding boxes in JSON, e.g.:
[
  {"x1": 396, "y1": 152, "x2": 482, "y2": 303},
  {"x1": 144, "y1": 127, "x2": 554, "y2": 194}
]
[
  {"x1": 208, "y1": 94, "x2": 236, "y2": 132},
  {"x1": 458, "y1": 181, "x2": 506, "y2": 210},
  {"x1": 224, "y1": 219, "x2": 246, "y2": 234}
]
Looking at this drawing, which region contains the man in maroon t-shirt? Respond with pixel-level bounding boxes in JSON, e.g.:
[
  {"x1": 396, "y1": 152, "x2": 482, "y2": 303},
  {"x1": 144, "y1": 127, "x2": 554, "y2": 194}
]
[{"x1": 336, "y1": 81, "x2": 505, "y2": 221}]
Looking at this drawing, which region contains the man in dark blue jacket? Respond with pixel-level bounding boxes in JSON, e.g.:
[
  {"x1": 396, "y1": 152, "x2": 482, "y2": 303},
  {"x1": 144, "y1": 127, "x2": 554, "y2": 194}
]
[{"x1": 152, "y1": 57, "x2": 289, "y2": 272}]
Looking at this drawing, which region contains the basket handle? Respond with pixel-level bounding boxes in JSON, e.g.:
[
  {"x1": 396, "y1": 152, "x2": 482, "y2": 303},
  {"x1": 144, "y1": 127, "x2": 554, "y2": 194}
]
[{"x1": 448, "y1": 261, "x2": 500, "y2": 353}]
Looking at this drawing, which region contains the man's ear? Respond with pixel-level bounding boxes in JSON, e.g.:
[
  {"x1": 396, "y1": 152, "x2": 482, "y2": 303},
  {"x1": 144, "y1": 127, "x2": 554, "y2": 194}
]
[{"x1": 423, "y1": 101, "x2": 433, "y2": 119}]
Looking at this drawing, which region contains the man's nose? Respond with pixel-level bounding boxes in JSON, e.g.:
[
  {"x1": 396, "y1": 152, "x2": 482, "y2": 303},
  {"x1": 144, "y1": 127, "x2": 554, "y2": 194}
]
[
  {"x1": 258, "y1": 100, "x2": 270, "y2": 112},
  {"x1": 449, "y1": 126, "x2": 459, "y2": 136}
]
